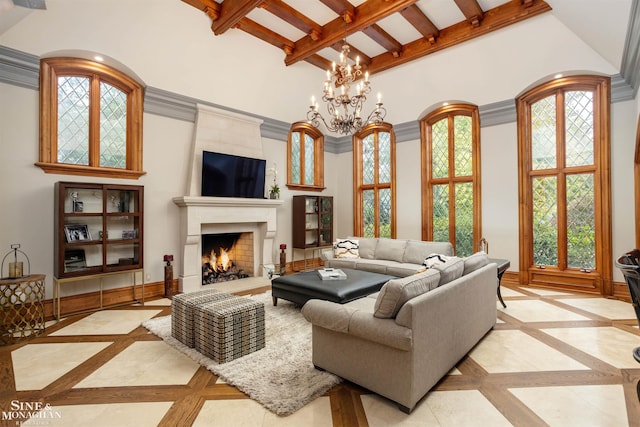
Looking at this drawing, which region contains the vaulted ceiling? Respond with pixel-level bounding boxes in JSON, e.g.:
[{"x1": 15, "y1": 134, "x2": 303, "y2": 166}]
[{"x1": 181, "y1": 0, "x2": 551, "y2": 76}]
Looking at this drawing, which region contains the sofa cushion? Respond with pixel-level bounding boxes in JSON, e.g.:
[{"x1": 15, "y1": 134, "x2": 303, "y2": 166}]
[
  {"x1": 463, "y1": 251, "x2": 489, "y2": 275},
  {"x1": 325, "y1": 258, "x2": 357, "y2": 270},
  {"x1": 373, "y1": 269, "x2": 440, "y2": 318},
  {"x1": 354, "y1": 259, "x2": 389, "y2": 275},
  {"x1": 386, "y1": 263, "x2": 426, "y2": 278},
  {"x1": 351, "y1": 237, "x2": 378, "y2": 259},
  {"x1": 375, "y1": 238, "x2": 407, "y2": 263},
  {"x1": 433, "y1": 257, "x2": 464, "y2": 286},
  {"x1": 334, "y1": 238, "x2": 359, "y2": 258},
  {"x1": 403, "y1": 240, "x2": 454, "y2": 263}
]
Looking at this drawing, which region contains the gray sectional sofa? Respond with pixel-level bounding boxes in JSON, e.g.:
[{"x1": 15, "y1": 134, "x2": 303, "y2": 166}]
[
  {"x1": 302, "y1": 249, "x2": 497, "y2": 413},
  {"x1": 322, "y1": 237, "x2": 454, "y2": 277}
]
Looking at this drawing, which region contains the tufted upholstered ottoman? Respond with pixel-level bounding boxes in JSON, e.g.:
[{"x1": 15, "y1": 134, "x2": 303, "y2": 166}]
[
  {"x1": 171, "y1": 289, "x2": 236, "y2": 347},
  {"x1": 193, "y1": 297, "x2": 265, "y2": 363}
]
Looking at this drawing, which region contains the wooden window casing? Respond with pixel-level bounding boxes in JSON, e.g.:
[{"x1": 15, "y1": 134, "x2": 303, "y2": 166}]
[
  {"x1": 420, "y1": 104, "x2": 482, "y2": 256},
  {"x1": 37, "y1": 57, "x2": 145, "y2": 179},
  {"x1": 286, "y1": 122, "x2": 325, "y2": 191},
  {"x1": 516, "y1": 75, "x2": 611, "y2": 295},
  {"x1": 353, "y1": 123, "x2": 396, "y2": 238}
]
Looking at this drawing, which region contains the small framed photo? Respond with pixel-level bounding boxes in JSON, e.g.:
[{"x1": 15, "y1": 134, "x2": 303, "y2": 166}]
[
  {"x1": 73, "y1": 200, "x2": 84, "y2": 212},
  {"x1": 122, "y1": 229, "x2": 138, "y2": 239},
  {"x1": 64, "y1": 249, "x2": 87, "y2": 271},
  {"x1": 64, "y1": 224, "x2": 91, "y2": 242}
]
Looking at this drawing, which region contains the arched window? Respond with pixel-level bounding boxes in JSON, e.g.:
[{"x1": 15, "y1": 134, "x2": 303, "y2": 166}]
[
  {"x1": 420, "y1": 103, "x2": 481, "y2": 257},
  {"x1": 353, "y1": 123, "x2": 396, "y2": 238},
  {"x1": 516, "y1": 75, "x2": 611, "y2": 294},
  {"x1": 287, "y1": 122, "x2": 324, "y2": 191},
  {"x1": 37, "y1": 57, "x2": 144, "y2": 179}
]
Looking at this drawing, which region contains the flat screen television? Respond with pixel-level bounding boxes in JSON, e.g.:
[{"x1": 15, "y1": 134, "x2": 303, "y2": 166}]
[{"x1": 201, "y1": 151, "x2": 266, "y2": 199}]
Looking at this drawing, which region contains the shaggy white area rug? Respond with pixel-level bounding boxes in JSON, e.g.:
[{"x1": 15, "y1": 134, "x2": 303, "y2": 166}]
[{"x1": 141, "y1": 292, "x2": 341, "y2": 416}]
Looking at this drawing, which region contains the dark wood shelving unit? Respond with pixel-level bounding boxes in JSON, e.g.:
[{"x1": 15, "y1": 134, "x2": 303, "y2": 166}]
[
  {"x1": 53, "y1": 182, "x2": 145, "y2": 319},
  {"x1": 292, "y1": 195, "x2": 333, "y2": 270}
]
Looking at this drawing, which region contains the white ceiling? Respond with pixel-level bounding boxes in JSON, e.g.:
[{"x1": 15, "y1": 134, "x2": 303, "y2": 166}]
[{"x1": 0, "y1": 0, "x2": 631, "y2": 71}]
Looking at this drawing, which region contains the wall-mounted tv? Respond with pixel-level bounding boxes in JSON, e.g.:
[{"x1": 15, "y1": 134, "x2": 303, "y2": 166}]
[{"x1": 201, "y1": 151, "x2": 266, "y2": 199}]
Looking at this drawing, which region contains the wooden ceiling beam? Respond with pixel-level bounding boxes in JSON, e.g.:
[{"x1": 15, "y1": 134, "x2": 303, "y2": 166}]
[
  {"x1": 260, "y1": 0, "x2": 323, "y2": 41},
  {"x1": 362, "y1": 24, "x2": 403, "y2": 57},
  {"x1": 399, "y1": 4, "x2": 439, "y2": 44},
  {"x1": 235, "y1": 18, "x2": 294, "y2": 56},
  {"x1": 304, "y1": 54, "x2": 333, "y2": 71},
  {"x1": 319, "y1": 0, "x2": 356, "y2": 19},
  {"x1": 366, "y1": 0, "x2": 551, "y2": 75},
  {"x1": 284, "y1": 0, "x2": 419, "y2": 66},
  {"x1": 453, "y1": 0, "x2": 484, "y2": 27},
  {"x1": 181, "y1": 0, "x2": 220, "y2": 16},
  {"x1": 211, "y1": 0, "x2": 263, "y2": 35}
]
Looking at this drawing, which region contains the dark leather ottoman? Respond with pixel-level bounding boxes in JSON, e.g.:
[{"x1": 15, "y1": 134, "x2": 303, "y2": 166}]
[{"x1": 271, "y1": 268, "x2": 396, "y2": 306}]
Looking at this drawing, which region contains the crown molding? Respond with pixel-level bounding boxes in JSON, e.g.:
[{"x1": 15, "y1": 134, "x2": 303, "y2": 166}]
[
  {"x1": 621, "y1": 0, "x2": 640, "y2": 100},
  {"x1": 0, "y1": 45, "x2": 39, "y2": 89}
]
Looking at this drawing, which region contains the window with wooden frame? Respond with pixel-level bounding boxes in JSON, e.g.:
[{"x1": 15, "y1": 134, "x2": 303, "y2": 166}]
[
  {"x1": 37, "y1": 57, "x2": 145, "y2": 179},
  {"x1": 353, "y1": 123, "x2": 396, "y2": 238},
  {"x1": 516, "y1": 75, "x2": 611, "y2": 295},
  {"x1": 287, "y1": 122, "x2": 324, "y2": 191},
  {"x1": 420, "y1": 104, "x2": 481, "y2": 257}
]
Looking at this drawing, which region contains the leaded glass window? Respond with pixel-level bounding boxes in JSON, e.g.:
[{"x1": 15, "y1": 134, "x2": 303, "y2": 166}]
[
  {"x1": 99, "y1": 82, "x2": 127, "y2": 168},
  {"x1": 528, "y1": 88, "x2": 597, "y2": 270},
  {"x1": 517, "y1": 75, "x2": 610, "y2": 294},
  {"x1": 57, "y1": 76, "x2": 89, "y2": 165},
  {"x1": 354, "y1": 123, "x2": 396, "y2": 238},
  {"x1": 38, "y1": 57, "x2": 144, "y2": 179},
  {"x1": 421, "y1": 104, "x2": 481, "y2": 257},
  {"x1": 287, "y1": 122, "x2": 324, "y2": 190}
]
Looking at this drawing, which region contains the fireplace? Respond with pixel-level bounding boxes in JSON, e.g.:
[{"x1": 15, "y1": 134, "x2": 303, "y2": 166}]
[
  {"x1": 173, "y1": 104, "x2": 284, "y2": 293},
  {"x1": 202, "y1": 232, "x2": 253, "y2": 284}
]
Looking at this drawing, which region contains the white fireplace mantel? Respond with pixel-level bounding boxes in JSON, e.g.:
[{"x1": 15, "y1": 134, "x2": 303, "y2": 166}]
[{"x1": 173, "y1": 196, "x2": 284, "y2": 293}]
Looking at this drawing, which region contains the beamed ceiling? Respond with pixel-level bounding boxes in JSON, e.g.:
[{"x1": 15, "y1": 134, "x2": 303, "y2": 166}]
[{"x1": 181, "y1": 0, "x2": 551, "y2": 76}]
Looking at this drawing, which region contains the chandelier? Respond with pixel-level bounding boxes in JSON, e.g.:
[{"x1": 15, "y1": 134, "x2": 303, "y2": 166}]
[{"x1": 307, "y1": 25, "x2": 386, "y2": 134}]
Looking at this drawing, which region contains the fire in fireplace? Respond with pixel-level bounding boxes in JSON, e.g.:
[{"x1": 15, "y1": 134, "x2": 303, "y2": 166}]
[{"x1": 202, "y1": 232, "x2": 253, "y2": 284}]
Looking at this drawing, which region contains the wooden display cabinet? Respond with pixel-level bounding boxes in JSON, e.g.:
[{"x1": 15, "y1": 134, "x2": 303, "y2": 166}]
[
  {"x1": 292, "y1": 195, "x2": 333, "y2": 249},
  {"x1": 54, "y1": 182, "x2": 144, "y2": 279}
]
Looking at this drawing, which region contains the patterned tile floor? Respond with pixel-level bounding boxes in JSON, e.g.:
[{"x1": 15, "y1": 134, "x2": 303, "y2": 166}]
[{"x1": 1, "y1": 284, "x2": 639, "y2": 426}]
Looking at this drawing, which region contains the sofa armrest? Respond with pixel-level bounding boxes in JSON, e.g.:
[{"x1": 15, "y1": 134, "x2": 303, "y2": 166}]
[
  {"x1": 349, "y1": 311, "x2": 412, "y2": 351},
  {"x1": 302, "y1": 299, "x2": 356, "y2": 333},
  {"x1": 302, "y1": 299, "x2": 412, "y2": 351}
]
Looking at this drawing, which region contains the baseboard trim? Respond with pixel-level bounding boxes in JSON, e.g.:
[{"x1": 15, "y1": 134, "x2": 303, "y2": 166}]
[{"x1": 44, "y1": 279, "x2": 178, "y2": 320}]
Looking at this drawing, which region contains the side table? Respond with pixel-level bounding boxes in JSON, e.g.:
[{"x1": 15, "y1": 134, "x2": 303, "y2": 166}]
[
  {"x1": 488, "y1": 258, "x2": 510, "y2": 308},
  {"x1": 0, "y1": 274, "x2": 45, "y2": 345}
]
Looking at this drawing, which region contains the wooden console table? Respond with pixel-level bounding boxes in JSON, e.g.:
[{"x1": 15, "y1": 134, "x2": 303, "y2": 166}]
[
  {"x1": 0, "y1": 274, "x2": 45, "y2": 345},
  {"x1": 53, "y1": 269, "x2": 144, "y2": 320}
]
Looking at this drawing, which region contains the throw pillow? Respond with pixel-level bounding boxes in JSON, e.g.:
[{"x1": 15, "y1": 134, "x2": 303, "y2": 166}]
[
  {"x1": 373, "y1": 269, "x2": 440, "y2": 318},
  {"x1": 422, "y1": 253, "x2": 454, "y2": 269},
  {"x1": 463, "y1": 251, "x2": 489, "y2": 275},
  {"x1": 333, "y1": 238, "x2": 360, "y2": 259}
]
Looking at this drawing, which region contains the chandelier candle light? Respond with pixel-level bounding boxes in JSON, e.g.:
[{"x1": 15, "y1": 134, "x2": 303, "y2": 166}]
[{"x1": 307, "y1": 37, "x2": 386, "y2": 134}]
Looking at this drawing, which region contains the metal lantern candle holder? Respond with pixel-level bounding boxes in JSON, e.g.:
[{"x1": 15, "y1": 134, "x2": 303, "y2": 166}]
[{"x1": 1, "y1": 244, "x2": 30, "y2": 279}]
